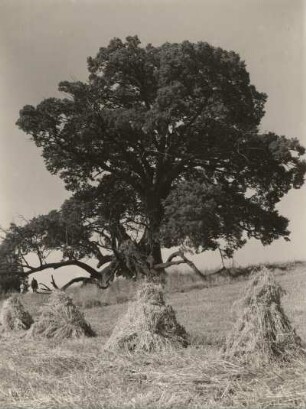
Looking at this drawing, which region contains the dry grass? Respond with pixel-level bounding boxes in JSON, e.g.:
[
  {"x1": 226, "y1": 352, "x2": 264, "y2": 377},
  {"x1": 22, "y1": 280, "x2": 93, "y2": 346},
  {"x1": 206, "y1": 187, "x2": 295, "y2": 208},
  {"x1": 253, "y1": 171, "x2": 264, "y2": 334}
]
[
  {"x1": 66, "y1": 260, "x2": 305, "y2": 311},
  {"x1": 28, "y1": 290, "x2": 96, "y2": 340},
  {"x1": 104, "y1": 281, "x2": 189, "y2": 352},
  {"x1": 0, "y1": 338, "x2": 305, "y2": 409},
  {"x1": 0, "y1": 295, "x2": 33, "y2": 332},
  {"x1": 223, "y1": 267, "x2": 305, "y2": 362},
  {"x1": 69, "y1": 278, "x2": 137, "y2": 310},
  {"x1": 0, "y1": 261, "x2": 305, "y2": 408}
]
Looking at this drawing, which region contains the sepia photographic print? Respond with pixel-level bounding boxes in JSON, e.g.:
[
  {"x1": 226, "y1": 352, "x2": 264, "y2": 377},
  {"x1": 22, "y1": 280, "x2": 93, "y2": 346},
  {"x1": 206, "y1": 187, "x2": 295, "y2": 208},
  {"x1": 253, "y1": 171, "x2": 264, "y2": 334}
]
[{"x1": 0, "y1": 0, "x2": 305, "y2": 407}]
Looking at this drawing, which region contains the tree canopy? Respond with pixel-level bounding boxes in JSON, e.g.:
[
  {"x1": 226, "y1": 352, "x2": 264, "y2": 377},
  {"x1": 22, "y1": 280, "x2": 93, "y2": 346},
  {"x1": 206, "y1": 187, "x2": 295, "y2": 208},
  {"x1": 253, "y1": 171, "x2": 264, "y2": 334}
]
[{"x1": 5, "y1": 36, "x2": 305, "y2": 288}]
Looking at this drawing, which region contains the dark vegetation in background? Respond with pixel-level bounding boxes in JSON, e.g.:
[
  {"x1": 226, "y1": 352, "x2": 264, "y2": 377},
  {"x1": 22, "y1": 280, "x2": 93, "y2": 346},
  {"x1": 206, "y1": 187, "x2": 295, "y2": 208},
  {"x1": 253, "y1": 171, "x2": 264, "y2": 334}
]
[{"x1": 0, "y1": 251, "x2": 27, "y2": 293}]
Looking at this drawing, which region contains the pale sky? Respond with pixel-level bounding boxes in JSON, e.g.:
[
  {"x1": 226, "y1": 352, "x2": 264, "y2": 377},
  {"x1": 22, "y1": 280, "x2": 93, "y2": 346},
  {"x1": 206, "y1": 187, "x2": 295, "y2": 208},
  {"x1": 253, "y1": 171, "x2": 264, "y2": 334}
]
[{"x1": 0, "y1": 0, "x2": 305, "y2": 284}]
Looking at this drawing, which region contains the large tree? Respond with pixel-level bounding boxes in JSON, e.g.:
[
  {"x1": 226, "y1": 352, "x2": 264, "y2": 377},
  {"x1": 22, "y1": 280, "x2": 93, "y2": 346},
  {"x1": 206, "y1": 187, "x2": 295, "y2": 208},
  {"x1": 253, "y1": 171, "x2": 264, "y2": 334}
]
[{"x1": 12, "y1": 36, "x2": 306, "y2": 288}]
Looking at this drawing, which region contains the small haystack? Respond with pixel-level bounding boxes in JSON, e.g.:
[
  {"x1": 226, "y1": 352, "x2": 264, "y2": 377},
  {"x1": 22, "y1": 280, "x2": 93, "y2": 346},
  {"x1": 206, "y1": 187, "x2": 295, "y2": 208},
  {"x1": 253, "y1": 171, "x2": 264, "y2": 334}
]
[
  {"x1": 0, "y1": 295, "x2": 33, "y2": 331},
  {"x1": 223, "y1": 267, "x2": 304, "y2": 362},
  {"x1": 29, "y1": 290, "x2": 95, "y2": 339},
  {"x1": 104, "y1": 281, "x2": 189, "y2": 352}
]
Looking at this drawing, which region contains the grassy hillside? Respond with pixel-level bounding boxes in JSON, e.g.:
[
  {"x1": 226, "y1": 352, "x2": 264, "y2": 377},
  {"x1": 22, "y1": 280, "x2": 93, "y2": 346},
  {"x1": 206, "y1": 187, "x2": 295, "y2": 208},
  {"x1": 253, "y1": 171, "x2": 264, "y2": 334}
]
[{"x1": 0, "y1": 262, "x2": 305, "y2": 408}]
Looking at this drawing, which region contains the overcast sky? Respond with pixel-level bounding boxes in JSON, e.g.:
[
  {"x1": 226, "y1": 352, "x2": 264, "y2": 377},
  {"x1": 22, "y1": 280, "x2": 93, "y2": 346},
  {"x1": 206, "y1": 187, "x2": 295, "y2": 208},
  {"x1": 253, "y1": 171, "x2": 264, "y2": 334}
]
[{"x1": 0, "y1": 0, "x2": 305, "y2": 283}]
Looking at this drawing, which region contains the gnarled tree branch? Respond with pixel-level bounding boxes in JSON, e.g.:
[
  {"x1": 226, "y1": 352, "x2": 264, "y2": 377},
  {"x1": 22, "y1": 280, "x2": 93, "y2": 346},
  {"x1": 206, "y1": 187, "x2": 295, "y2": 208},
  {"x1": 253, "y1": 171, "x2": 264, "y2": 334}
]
[
  {"x1": 154, "y1": 250, "x2": 207, "y2": 280},
  {"x1": 22, "y1": 260, "x2": 101, "y2": 277}
]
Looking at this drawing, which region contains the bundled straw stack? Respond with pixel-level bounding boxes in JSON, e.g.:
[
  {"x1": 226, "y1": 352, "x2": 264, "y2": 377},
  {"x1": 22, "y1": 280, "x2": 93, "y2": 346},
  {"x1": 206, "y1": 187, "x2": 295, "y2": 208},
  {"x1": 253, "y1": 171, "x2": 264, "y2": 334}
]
[
  {"x1": 105, "y1": 281, "x2": 189, "y2": 352},
  {"x1": 29, "y1": 290, "x2": 95, "y2": 339},
  {"x1": 0, "y1": 295, "x2": 33, "y2": 331},
  {"x1": 223, "y1": 267, "x2": 304, "y2": 362}
]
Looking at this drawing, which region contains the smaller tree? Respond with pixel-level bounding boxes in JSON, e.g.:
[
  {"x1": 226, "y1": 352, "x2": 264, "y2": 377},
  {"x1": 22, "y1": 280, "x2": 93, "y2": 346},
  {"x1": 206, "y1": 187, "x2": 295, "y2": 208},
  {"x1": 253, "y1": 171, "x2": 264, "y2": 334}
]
[{"x1": 0, "y1": 241, "x2": 26, "y2": 293}]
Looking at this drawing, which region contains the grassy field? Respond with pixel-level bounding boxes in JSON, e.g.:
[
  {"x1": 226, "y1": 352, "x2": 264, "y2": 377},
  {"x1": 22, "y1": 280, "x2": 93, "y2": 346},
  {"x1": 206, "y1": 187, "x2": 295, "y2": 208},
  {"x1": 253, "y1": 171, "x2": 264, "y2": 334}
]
[{"x1": 0, "y1": 262, "x2": 305, "y2": 408}]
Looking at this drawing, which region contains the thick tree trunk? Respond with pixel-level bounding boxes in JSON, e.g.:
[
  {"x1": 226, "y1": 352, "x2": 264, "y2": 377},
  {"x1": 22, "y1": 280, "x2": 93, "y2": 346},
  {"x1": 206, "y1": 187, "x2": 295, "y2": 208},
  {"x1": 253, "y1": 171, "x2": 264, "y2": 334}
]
[
  {"x1": 144, "y1": 194, "x2": 164, "y2": 265},
  {"x1": 104, "y1": 192, "x2": 168, "y2": 284},
  {"x1": 117, "y1": 238, "x2": 164, "y2": 283}
]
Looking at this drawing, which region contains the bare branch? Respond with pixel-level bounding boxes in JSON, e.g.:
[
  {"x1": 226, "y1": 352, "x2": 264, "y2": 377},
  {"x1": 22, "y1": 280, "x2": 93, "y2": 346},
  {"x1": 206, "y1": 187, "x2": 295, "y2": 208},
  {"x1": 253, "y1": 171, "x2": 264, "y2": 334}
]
[
  {"x1": 96, "y1": 254, "x2": 113, "y2": 268},
  {"x1": 22, "y1": 259, "x2": 101, "y2": 277},
  {"x1": 166, "y1": 251, "x2": 184, "y2": 262},
  {"x1": 181, "y1": 254, "x2": 207, "y2": 280},
  {"x1": 61, "y1": 276, "x2": 92, "y2": 291},
  {"x1": 154, "y1": 250, "x2": 207, "y2": 280},
  {"x1": 38, "y1": 282, "x2": 52, "y2": 292},
  {"x1": 50, "y1": 274, "x2": 59, "y2": 289},
  {"x1": 154, "y1": 259, "x2": 187, "y2": 269},
  {"x1": 61, "y1": 275, "x2": 111, "y2": 290},
  {"x1": 20, "y1": 253, "x2": 31, "y2": 268}
]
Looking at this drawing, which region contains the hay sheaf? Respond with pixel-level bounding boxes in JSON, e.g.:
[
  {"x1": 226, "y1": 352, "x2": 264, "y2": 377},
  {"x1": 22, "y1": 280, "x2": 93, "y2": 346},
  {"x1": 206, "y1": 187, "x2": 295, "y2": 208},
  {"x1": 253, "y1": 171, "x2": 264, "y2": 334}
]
[
  {"x1": 223, "y1": 267, "x2": 305, "y2": 362},
  {"x1": 0, "y1": 295, "x2": 33, "y2": 331},
  {"x1": 29, "y1": 290, "x2": 96, "y2": 340},
  {"x1": 104, "y1": 281, "x2": 189, "y2": 352}
]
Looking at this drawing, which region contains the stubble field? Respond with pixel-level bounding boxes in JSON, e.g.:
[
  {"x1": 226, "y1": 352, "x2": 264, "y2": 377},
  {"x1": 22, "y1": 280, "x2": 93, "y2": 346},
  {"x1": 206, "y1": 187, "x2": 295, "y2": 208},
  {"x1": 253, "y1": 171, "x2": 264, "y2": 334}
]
[{"x1": 0, "y1": 262, "x2": 305, "y2": 409}]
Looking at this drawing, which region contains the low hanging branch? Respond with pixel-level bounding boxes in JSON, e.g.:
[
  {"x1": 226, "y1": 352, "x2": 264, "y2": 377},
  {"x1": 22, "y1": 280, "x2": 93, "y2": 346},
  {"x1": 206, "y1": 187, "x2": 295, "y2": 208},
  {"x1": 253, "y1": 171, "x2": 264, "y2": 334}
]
[
  {"x1": 61, "y1": 275, "x2": 111, "y2": 291},
  {"x1": 154, "y1": 250, "x2": 207, "y2": 280},
  {"x1": 36, "y1": 258, "x2": 119, "y2": 292},
  {"x1": 21, "y1": 259, "x2": 103, "y2": 277},
  {"x1": 61, "y1": 276, "x2": 93, "y2": 291},
  {"x1": 38, "y1": 282, "x2": 53, "y2": 293},
  {"x1": 38, "y1": 274, "x2": 111, "y2": 293}
]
